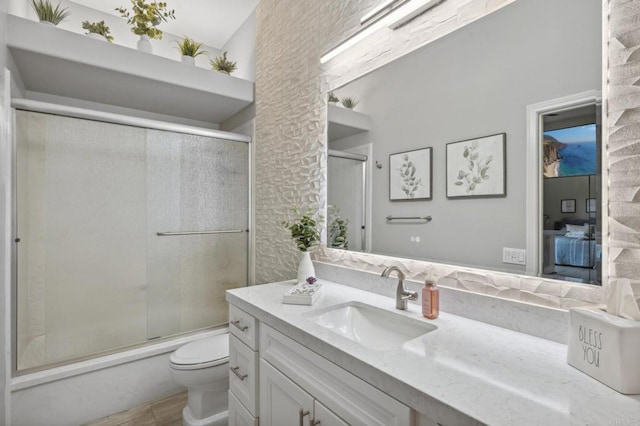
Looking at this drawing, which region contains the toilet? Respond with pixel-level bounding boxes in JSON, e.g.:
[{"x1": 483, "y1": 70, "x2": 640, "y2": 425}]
[{"x1": 170, "y1": 333, "x2": 230, "y2": 426}]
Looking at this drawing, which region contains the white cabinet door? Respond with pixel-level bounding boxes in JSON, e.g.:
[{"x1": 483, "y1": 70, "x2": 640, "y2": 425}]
[
  {"x1": 229, "y1": 390, "x2": 258, "y2": 426},
  {"x1": 313, "y1": 400, "x2": 349, "y2": 426},
  {"x1": 260, "y1": 359, "x2": 314, "y2": 426}
]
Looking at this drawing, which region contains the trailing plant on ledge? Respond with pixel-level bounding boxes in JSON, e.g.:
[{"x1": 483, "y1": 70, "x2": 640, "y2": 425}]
[
  {"x1": 210, "y1": 51, "x2": 237, "y2": 74},
  {"x1": 82, "y1": 20, "x2": 114, "y2": 42},
  {"x1": 116, "y1": 0, "x2": 175, "y2": 40},
  {"x1": 328, "y1": 91, "x2": 339, "y2": 103},
  {"x1": 177, "y1": 36, "x2": 206, "y2": 58},
  {"x1": 282, "y1": 207, "x2": 323, "y2": 252},
  {"x1": 31, "y1": 0, "x2": 70, "y2": 25},
  {"x1": 340, "y1": 96, "x2": 359, "y2": 109}
]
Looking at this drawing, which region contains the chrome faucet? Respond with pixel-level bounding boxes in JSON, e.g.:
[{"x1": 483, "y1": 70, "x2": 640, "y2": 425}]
[{"x1": 381, "y1": 266, "x2": 418, "y2": 310}]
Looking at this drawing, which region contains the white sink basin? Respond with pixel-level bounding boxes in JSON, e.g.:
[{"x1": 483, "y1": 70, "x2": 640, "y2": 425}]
[{"x1": 302, "y1": 301, "x2": 436, "y2": 351}]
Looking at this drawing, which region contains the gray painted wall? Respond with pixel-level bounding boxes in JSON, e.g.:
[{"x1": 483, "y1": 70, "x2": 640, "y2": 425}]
[
  {"x1": 544, "y1": 176, "x2": 594, "y2": 228},
  {"x1": 223, "y1": 11, "x2": 256, "y2": 82},
  {"x1": 331, "y1": 0, "x2": 601, "y2": 273}
]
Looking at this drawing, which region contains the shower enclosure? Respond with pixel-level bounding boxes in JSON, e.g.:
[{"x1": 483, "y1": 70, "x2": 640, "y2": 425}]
[
  {"x1": 327, "y1": 149, "x2": 367, "y2": 252},
  {"x1": 13, "y1": 106, "x2": 250, "y2": 372}
]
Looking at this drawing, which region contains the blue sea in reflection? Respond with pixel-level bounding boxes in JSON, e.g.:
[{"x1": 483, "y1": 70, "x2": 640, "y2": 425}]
[
  {"x1": 545, "y1": 124, "x2": 597, "y2": 177},
  {"x1": 558, "y1": 141, "x2": 597, "y2": 176}
]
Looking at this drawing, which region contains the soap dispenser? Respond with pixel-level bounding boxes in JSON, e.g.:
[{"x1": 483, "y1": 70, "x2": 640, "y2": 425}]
[{"x1": 422, "y1": 278, "x2": 439, "y2": 319}]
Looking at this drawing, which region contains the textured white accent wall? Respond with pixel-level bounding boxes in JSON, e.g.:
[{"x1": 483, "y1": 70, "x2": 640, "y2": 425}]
[{"x1": 608, "y1": 0, "x2": 640, "y2": 296}]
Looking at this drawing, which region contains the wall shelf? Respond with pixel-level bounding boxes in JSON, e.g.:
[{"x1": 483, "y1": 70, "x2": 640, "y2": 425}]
[
  {"x1": 7, "y1": 15, "x2": 254, "y2": 124},
  {"x1": 328, "y1": 104, "x2": 372, "y2": 142}
]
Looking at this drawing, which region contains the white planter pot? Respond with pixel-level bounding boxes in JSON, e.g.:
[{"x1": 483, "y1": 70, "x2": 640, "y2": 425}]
[
  {"x1": 297, "y1": 251, "x2": 315, "y2": 284},
  {"x1": 181, "y1": 55, "x2": 195, "y2": 65},
  {"x1": 137, "y1": 35, "x2": 152, "y2": 53},
  {"x1": 39, "y1": 21, "x2": 56, "y2": 27}
]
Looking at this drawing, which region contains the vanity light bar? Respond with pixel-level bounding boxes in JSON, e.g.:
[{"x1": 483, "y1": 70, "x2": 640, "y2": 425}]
[
  {"x1": 360, "y1": 0, "x2": 407, "y2": 26},
  {"x1": 321, "y1": 0, "x2": 444, "y2": 64},
  {"x1": 386, "y1": 0, "x2": 442, "y2": 29}
]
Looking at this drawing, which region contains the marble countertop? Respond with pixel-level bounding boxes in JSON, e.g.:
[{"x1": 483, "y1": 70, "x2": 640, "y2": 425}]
[{"x1": 226, "y1": 280, "x2": 640, "y2": 425}]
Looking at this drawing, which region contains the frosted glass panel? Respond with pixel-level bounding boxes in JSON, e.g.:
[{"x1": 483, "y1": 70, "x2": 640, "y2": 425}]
[
  {"x1": 146, "y1": 131, "x2": 248, "y2": 338},
  {"x1": 15, "y1": 111, "x2": 249, "y2": 371}
]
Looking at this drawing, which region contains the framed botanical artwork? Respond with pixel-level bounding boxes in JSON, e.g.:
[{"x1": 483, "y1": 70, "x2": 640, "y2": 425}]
[
  {"x1": 561, "y1": 199, "x2": 576, "y2": 213},
  {"x1": 389, "y1": 147, "x2": 432, "y2": 201},
  {"x1": 586, "y1": 198, "x2": 596, "y2": 213},
  {"x1": 446, "y1": 133, "x2": 506, "y2": 199}
]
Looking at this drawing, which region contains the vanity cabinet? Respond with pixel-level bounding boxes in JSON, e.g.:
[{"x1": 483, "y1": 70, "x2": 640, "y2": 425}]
[
  {"x1": 229, "y1": 305, "x2": 260, "y2": 425},
  {"x1": 228, "y1": 303, "x2": 413, "y2": 426}
]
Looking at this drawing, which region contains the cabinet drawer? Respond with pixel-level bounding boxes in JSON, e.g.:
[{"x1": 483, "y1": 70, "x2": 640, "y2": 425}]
[
  {"x1": 229, "y1": 334, "x2": 259, "y2": 416},
  {"x1": 229, "y1": 304, "x2": 258, "y2": 350},
  {"x1": 229, "y1": 390, "x2": 258, "y2": 426}
]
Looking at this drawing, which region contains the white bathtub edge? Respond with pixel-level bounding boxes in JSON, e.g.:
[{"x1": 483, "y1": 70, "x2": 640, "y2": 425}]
[{"x1": 11, "y1": 328, "x2": 228, "y2": 391}]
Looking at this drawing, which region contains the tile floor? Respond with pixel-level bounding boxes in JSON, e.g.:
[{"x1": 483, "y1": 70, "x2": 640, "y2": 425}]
[{"x1": 84, "y1": 391, "x2": 187, "y2": 426}]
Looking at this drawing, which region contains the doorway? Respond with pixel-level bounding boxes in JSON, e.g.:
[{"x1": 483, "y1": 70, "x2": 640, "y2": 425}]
[{"x1": 526, "y1": 91, "x2": 602, "y2": 285}]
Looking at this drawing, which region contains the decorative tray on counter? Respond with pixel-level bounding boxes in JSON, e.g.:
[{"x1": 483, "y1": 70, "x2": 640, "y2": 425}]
[{"x1": 283, "y1": 283, "x2": 323, "y2": 305}]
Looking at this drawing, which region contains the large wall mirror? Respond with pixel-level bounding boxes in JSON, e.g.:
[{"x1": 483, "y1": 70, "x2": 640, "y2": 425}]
[{"x1": 326, "y1": 0, "x2": 603, "y2": 285}]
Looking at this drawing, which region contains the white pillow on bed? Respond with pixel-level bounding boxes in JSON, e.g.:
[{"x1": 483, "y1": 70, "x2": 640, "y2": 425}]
[
  {"x1": 566, "y1": 223, "x2": 589, "y2": 234},
  {"x1": 565, "y1": 231, "x2": 586, "y2": 238}
]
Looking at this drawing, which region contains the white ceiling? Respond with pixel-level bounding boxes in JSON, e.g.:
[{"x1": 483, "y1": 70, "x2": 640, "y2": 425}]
[{"x1": 71, "y1": 0, "x2": 259, "y2": 48}]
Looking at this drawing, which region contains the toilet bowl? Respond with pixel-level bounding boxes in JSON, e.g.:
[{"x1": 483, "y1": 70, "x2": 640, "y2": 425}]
[{"x1": 170, "y1": 333, "x2": 229, "y2": 426}]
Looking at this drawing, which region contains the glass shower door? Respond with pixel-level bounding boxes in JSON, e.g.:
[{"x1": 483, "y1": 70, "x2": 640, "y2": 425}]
[
  {"x1": 15, "y1": 110, "x2": 249, "y2": 372},
  {"x1": 146, "y1": 130, "x2": 248, "y2": 339}
]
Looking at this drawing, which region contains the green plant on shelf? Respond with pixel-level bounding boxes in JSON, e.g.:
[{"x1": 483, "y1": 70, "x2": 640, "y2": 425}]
[
  {"x1": 116, "y1": 0, "x2": 175, "y2": 40},
  {"x1": 177, "y1": 36, "x2": 206, "y2": 58},
  {"x1": 328, "y1": 91, "x2": 339, "y2": 103},
  {"x1": 82, "y1": 20, "x2": 115, "y2": 42},
  {"x1": 210, "y1": 51, "x2": 238, "y2": 74},
  {"x1": 31, "y1": 0, "x2": 70, "y2": 25},
  {"x1": 340, "y1": 96, "x2": 359, "y2": 109}
]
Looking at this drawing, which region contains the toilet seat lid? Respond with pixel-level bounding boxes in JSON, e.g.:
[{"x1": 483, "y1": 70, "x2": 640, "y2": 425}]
[{"x1": 170, "y1": 334, "x2": 229, "y2": 367}]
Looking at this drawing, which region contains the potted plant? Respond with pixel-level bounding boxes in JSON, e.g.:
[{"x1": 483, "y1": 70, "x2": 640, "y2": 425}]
[
  {"x1": 82, "y1": 21, "x2": 114, "y2": 42},
  {"x1": 210, "y1": 51, "x2": 237, "y2": 75},
  {"x1": 116, "y1": 0, "x2": 176, "y2": 53},
  {"x1": 328, "y1": 91, "x2": 339, "y2": 104},
  {"x1": 328, "y1": 205, "x2": 349, "y2": 250},
  {"x1": 340, "y1": 96, "x2": 359, "y2": 109},
  {"x1": 30, "y1": 0, "x2": 69, "y2": 26},
  {"x1": 282, "y1": 207, "x2": 323, "y2": 283},
  {"x1": 177, "y1": 36, "x2": 206, "y2": 65}
]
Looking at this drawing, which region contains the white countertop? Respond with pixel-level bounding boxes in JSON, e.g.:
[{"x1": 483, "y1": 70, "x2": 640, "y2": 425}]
[{"x1": 226, "y1": 280, "x2": 640, "y2": 425}]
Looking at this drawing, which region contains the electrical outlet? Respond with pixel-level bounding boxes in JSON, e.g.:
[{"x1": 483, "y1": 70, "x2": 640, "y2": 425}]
[{"x1": 503, "y1": 247, "x2": 526, "y2": 265}]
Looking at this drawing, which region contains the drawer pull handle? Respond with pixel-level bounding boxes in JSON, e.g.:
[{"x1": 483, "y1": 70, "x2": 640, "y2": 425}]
[
  {"x1": 230, "y1": 366, "x2": 247, "y2": 381},
  {"x1": 299, "y1": 409, "x2": 310, "y2": 426},
  {"x1": 230, "y1": 320, "x2": 248, "y2": 332},
  {"x1": 311, "y1": 420, "x2": 321, "y2": 426}
]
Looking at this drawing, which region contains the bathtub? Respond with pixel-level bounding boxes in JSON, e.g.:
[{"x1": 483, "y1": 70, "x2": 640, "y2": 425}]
[{"x1": 11, "y1": 328, "x2": 228, "y2": 426}]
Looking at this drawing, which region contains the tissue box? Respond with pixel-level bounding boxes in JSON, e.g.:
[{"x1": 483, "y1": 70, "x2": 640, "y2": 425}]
[{"x1": 567, "y1": 306, "x2": 640, "y2": 394}]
